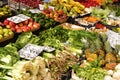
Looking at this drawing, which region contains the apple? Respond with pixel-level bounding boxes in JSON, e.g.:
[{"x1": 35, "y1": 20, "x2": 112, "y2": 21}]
[
  {"x1": 0, "y1": 29, "x2": 3, "y2": 35},
  {"x1": 28, "y1": 21, "x2": 33, "y2": 27},
  {"x1": 4, "y1": 19, "x2": 9, "y2": 25},
  {"x1": 16, "y1": 27, "x2": 22, "y2": 33},
  {"x1": 46, "y1": 14, "x2": 50, "y2": 17},
  {"x1": 0, "y1": 26, "x2": 2, "y2": 29},
  {"x1": 26, "y1": 27, "x2": 31, "y2": 31},
  {"x1": 23, "y1": 20, "x2": 29, "y2": 25},
  {"x1": 6, "y1": 25, "x2": 11, "y2": 28},
  {"x1": 8, "y1": 31, "x2": 14, "y2": 35},
  {"x1": 18, "y1": 23, "x2": 23, "y2": 27},
  {"x1": 29, "y1": 18, "x2": 33, "y2": 22},
  {"x1": 33, "y1": 22, "x2": 38, "y2": 28},
  {"x1": 22, "y1": 27, "x2": 28, "y2": 32},
  {"x1": 9, "y1": 21, "x2": 16, "y2": 27},
  {"x1": 15, "y1": 25, "x2": 20, "y2": 30},
  {"x1": 32, "y1": 22, "x2": 40, "y2": 30},
  {"x1": 10, "y1": 27, "x2": 16, "y2": 31},
  {"x1": 28, "y1": 26, "x2": 34, "y2": 30},
  {"x1": 3, "y1": 33, "x2": 9, "y2": 37},
  {"x1": 3, "y1": 29, "x2": 9, "y2": 34}
]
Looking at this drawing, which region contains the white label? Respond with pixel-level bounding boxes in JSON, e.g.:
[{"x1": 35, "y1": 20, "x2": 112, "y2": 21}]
[
  {"x1": 19, "y1": 44, "x2": 55, "y2": 60},
  {"x1": 29, "y1": 9, "x2": 41, "y2": 13},
  {"x1": 43, "y1": 46, "x2": 55, "y2": 52},
  {"x1": 19, "y1": 44, "x2": 44, "y2": 60},
  {"x1": 7, "y1": 14, "x2": 30, "y2": 24},
  {"x1": 39, "y1": 4, "x2": 44, "y2": 11},
  {"x1": 49, "y1": 6, "x2": 54, "y2": 10},
  {"x1": 106, "y1": 30, "x2": 120, "y2": 48}
]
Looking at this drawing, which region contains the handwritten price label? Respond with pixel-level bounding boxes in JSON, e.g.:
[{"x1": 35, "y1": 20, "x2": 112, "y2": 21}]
[
  {"x1": 29, "y1": 9, "x2": 41, "y2": 13},
  {"x1": 49, "y1": 6, "x2": 55, "y2": 10},
  {"x1": 7, "y1": 14, "x2": 30, "y2": 24},
  {"x1": 106, "y1": 30, "x2": 120, "y2": 48},
  {"x1": 39, "y1": 4, "x2": 44, "y2": 11},
  {"x1": 19, "y1": 44, "x2": 55, "y2": 60}
]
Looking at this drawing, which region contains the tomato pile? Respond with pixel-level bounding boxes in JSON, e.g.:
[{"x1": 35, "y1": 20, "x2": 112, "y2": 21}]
[{"x1": 75, "y1": 0, "x2": 100, "y2": 8}]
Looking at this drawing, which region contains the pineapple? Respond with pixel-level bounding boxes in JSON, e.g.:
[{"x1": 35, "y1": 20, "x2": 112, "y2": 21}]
[
  {"x1": 104, "y1": 41, "x2": 117, "y2": 70},
  {"x1": 100, "y1": 33, "x2": 108, "y2": 43}
]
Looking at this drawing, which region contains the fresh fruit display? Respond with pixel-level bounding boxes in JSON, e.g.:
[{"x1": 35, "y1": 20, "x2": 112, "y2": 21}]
[
  {"x1": 49, "y1": 0, "x2": 85, "y2": 17},
  {"x1": 75, "y1": 0, "x2": 100, "y2": 8},
  {"x1": 19, "y1": 0, "x2": 43, "y2": 8},
  {"x1": 0, "y1": 5, "x2": 12, "y2": 18},
  {"x1": 17, "y1": 9, "x2": 57, "y2": 29},
  {"x1": 0, "y1": 26, "x2": 14, "y2": 42},
  {"x1": 42, "y1": 8, "x2": 67, "y2": 23},
  {"x1": 3, "y1": 18, "x2": 40, "y2": 33}
]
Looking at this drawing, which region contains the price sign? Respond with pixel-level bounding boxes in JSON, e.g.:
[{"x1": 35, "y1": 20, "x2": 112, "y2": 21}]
[
  {"x1": 7, "y1": 14, "x2": 30, "y2": 24},
  {"x1": 19, "y1": 44, "x2": 44, "y2": 60},
  {"x1": 39, "y1": 4, "x2": 44, "y2": 11},
  {"x1": 19, "y1": 44, "x2": 55, "y2": 60},
  {"x1": 48, "y1": 6, "x2": 55, "y2": 10},
  {"x1": 106, "y1": 30, "x2": 120, "y2": 48},
  {"x1": 17, "y1": 14, "x2": 30, "y2": 20},
  {"x1": 43, "y1": 46, "x2": 55, "y2": 52},
  {"x1": 29, "y1": 9, "x2": 41, "y2": 13}
]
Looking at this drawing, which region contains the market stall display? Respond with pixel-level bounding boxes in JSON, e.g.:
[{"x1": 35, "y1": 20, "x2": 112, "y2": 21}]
[{"x1": 0, "y1": 0, "x2": 120, "y2": 80}]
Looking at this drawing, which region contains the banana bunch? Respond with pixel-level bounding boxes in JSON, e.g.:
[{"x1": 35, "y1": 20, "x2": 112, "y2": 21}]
[{"x1": 50, "y1": 0, "x2": 85, "y2": 17}]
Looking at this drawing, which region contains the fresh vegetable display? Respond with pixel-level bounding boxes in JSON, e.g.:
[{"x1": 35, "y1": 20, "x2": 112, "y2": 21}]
[
  {"x1": 0, "y1": 43, "x2": 20, "y2": 79},
  {"x1": 0, "y1": 0, "x2": 120, "y2": 80}
]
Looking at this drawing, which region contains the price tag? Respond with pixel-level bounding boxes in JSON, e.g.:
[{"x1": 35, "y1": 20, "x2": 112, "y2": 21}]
[
  {"x1": 29, "y1": 9, "x2": 41, "y2": 13},
  {"x1": 19, "y1": 44, "x2": 44, "y2": 60},
  {"x1": 7, "y1": 14, "x2": 30, "y2": 24},
  {"x1": 106, "y1": 30, "x2": 120, "y2": 48},
  {"x1": 39, "y1": 4, "x2": 44, "y2": 11},
  {"x1": 43, "y1": 46, "x2": 55, "y2": 52},
  {"x1": 19, "y1": 44, "x2": 55, "y2": 60},
  {"x1": 48, "y1": 6, "x2": 55, "y2": 10},
  {"x1": 17, "y1": 14, "x2": 30, "y2": 20}
]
